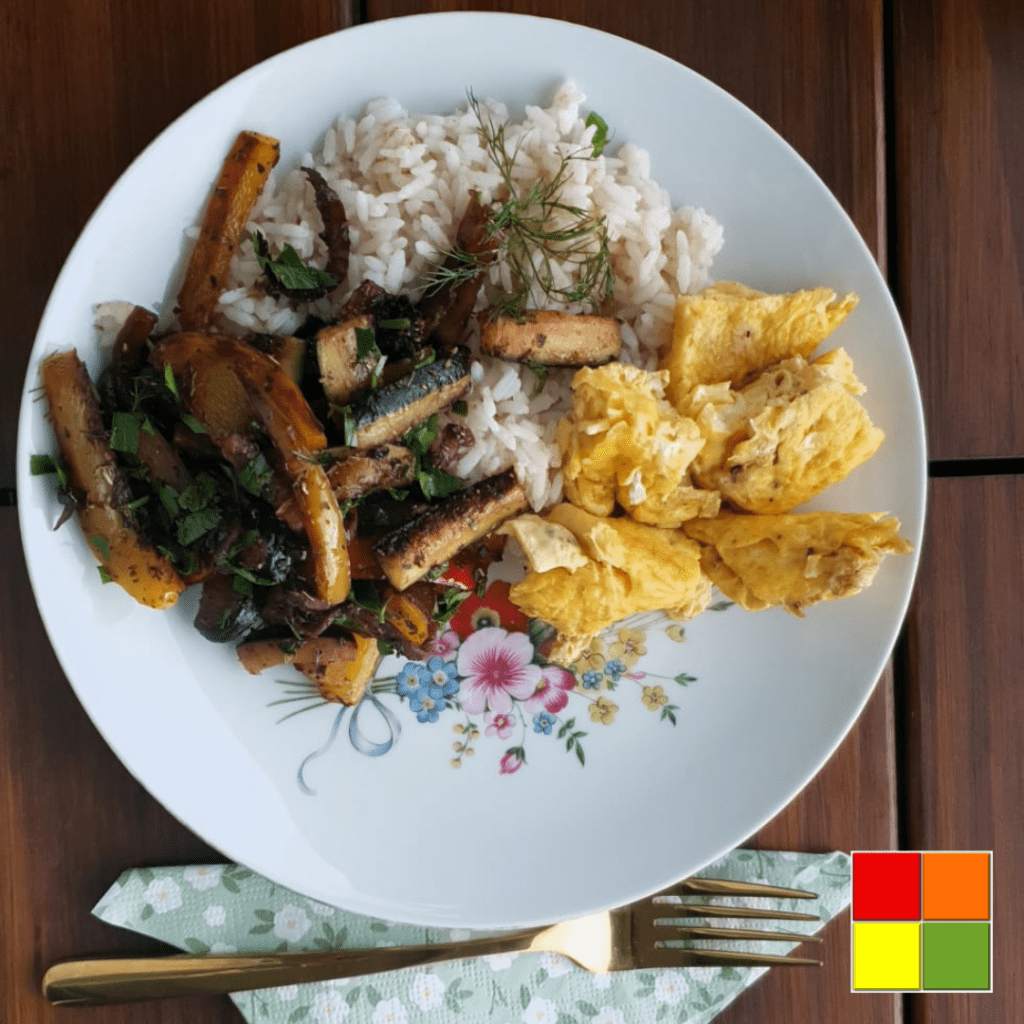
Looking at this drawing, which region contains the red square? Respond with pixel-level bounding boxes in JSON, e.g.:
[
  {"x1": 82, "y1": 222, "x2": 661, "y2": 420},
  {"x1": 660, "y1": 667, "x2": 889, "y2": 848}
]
[{"x1": 853, "y1": 851, "x2": 921, "y2": 920}]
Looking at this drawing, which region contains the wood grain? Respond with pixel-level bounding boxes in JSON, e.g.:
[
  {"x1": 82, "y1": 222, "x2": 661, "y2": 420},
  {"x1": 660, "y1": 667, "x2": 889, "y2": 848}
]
[
  {"x1": 892, "y1": 0, "x2": 1024, "y2": 459},
  {"x1": 903, "y1": 476, "x2": 1024, "y2": 1023},
  {"x1": 367, "y1": 0, "x2": 887, "y2": 255},
  {"x1": 716, "y1": 672, "x2": 901, "y2": 1024},
  {"x1": 0, "y1": 0, "x2": 346, "y2": 490}
]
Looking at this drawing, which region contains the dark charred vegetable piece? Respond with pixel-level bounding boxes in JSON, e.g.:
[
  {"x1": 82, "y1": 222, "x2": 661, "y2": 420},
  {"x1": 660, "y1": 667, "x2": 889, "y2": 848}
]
[
  {"x1": 107, "y1": 306, "x2": 159, "y2": 408},
  {"x1": 317, "y1": 315, "x2": 377, "y2": 407},
  {"x1": 237, "y1": 632, "x2": 379, "y2": 706},
  {"x1": 177, "y1": 131, "x2": 280, "y2": 331},
  {"x1": 325, "y1": 445, "x2": 416, "y2": 502},
  {"x1": 427, "y1": 423, "x2": 475, "y2": 474},
  {"x1": 40, "y1": 349, "x2": 184, "y2": 609},
  {"x1": 338, "y1": 279, "x2": 387, "y2": 319},
  {"x1": 346, "y1": 534, "x2": 385, "y2": 580},
  {"x1": 194, "y1": 571, "x2": 262, "y2": 643},
  {"x1": 381, "y1": 581, "x2": 437, "y2": 647},
  {"x1": 418, "y1": 192, "x2": 497, "y2": 349},
  {"x1": 480, "y1": 309, "x2": 621, "y2": 365},
  {"x1": 373, "y1": 469, "x2": 528, "y2": 591},
  {"x1": 345, "y1": 346, "x2": 471, "y2": 450},
  {"x1": 303, "y1": 166, "x2": 350, "y2": 285}
]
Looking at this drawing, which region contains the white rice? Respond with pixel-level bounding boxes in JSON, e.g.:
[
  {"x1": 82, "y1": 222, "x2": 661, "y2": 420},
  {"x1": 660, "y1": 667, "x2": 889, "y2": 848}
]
[{"x1": 211, "y1": 81, "x2": 724, "y2": 510}]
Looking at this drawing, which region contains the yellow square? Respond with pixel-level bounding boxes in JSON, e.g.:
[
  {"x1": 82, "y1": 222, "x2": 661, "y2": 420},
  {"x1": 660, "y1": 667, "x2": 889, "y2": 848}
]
[{"x1": 853, "y1": 921, "x2": 921, "y2": 990}]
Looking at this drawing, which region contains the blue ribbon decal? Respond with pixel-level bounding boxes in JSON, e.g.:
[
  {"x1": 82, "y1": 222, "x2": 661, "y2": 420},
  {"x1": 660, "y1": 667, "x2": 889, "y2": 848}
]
[
  {"x1": 297, "y1": 707, "x2": 347, "y2": 796},
  {"x1": 348, "y1": 692, "x2": 401, "y2": 757}
]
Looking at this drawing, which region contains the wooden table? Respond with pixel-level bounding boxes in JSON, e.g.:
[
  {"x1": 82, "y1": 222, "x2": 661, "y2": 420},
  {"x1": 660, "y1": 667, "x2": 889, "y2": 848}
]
[{"x1": 1, "y1": 2, "x2": 1020, "y2": 1022}]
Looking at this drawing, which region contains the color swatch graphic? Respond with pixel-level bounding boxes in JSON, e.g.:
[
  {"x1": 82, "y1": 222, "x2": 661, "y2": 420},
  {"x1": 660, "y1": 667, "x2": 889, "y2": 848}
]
[{"x1": 851, "y1": 851, "x2": 992, "y2": 992}]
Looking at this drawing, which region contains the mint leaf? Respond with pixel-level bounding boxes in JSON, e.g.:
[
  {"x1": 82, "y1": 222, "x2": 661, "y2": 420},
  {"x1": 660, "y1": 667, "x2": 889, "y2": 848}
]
[
  {"x1": 88, "y1": 535, "x2": 111, "y2": 561},
  {"x1": 355, "y1": 326, "x2": 379, "y2": 362},
  {"x1": 163, "y1": 362, "x2": 179, "y2": 399},
  {"x1": 177, "y1": 508, "x2": 220, "y2": 546},
  {"x1": 417, "y1": 465, "x2": 463, "y2": 500},
  {"x1": 30, "y1": 453, "x2": 68, "y2": 490},
  {"x1": 253, "y1": 233, "x2": 338, "y2": 293}
]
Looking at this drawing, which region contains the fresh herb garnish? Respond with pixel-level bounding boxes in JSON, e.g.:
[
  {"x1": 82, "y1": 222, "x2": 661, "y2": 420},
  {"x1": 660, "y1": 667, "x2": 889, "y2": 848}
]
[
  {"x1": 451, "y1": 400, "x2": 468, "y2": 417},
  {"x1": 109, "y1": 411, "x2": 141, "y2": 455},
  {"x1": 377, "y1": 639, "x2": 395, "y2": 657},
  {"x1": 585, "y1": 111, "x2": 609, "y2": 157},
  {"x1": 30, "y1": 453, "x2": 68, "y2": 490},
  {"x1": 349, "y1": 580, "x2": 389, "y2": 623},
  {"x1": 425, "y1": 92, "x2": 614, "y2": 321},
  {"x1": 176, "y1": 508, "x2": 220, "y2": 546},
  {"x1": 97, "y1": 566, "x2": 113, "y2": 584},
  {"x1": 524, "y1": 361, "x2": 549, "y2": 396},
  {"x1": 181, "y1": 413, "x2": 206, "y2": 434},
  {"x1": 434, "y1": 586, "x2": 472, "y2": 626},
  {"x1": 237, "y1": 452, "x2": 273, "y2": 498},
  {"x1": 88, "y1": 534, "x2": 111, "y2": 561},
  {"x1": 163, "y1": 363, "x2": 179, "y2": 399},
  {"x1": 400, "y1": 414, "x2": 464, "y2": 500},
  {"x1": 355, "y1": 326, "x2": 380, "y2": 362},
  {"x1": 376, "y1": 318, "x2": 411, "y2": 330},
  {"x1": 253, "y1": 232, "x2": 338, "y2": 297}
]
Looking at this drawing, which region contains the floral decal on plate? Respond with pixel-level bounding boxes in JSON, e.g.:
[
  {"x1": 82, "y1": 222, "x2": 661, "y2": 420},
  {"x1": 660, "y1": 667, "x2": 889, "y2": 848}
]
[{"x1": 270, "y1": 580, "x2": 732, "y2": 790}]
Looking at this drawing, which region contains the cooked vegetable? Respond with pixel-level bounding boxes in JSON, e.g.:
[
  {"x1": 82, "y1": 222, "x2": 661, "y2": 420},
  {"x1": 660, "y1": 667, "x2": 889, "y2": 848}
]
[
  {"x1": 40, "y1": 349, "x2": 184, "y2": 609},
  {"x1": 343, "y1": 346, "x2": 471, "y2": 450},
  {"x1": 303, "y1": 166, "x2": 350, "y2": 285},
  {"x1": 373, "y1": 469, "x2": 528, "y2": 591},
  {"x1": 480, "y1": 309, "x2": 621, "y2": 365},
  {"x1": 317, "y1": 315, "x2": 377, "y2": 406},
  {"x1": 418, "y1": 192, "x2": 497, "y2": 348},
  {"x1": 261, "y1": 335, "x2": 306, "y2": 384},
  {"x1": 237, "y1": 631, "x2": 379, "y2": 706},
  {"x1": 325, "y1": 445, "x2": 416, "y2": 501},
  {"x1": 177, "y1": 130, "x2": 280, "y2": 331}
]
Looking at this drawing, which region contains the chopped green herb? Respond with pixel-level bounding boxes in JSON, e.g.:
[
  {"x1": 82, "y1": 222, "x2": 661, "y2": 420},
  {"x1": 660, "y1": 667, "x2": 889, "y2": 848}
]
[
  {"x1": 253, "y1": 234, "x2": 339, "y2": 293},
  {"x1": 124, "y1": 495, "x2": 150, "y2": 512},
  {"x1": 237, "y1": 452, "x2": 273, "y2": 497},
  {"x1": 376, "y1": 639, "x2": 395, "y2": 657},
  {"x1": 425, "y1": 561, "x2": 450, "y2": 582},
  {"x1": 176, "y1": 508, "x2": 220, "y2": 546},
  {"x1": 451, "y1": 400, "x2": 469, "y2": 417},
  {"x1": 97, "y1": 566, "x2": 113, "y2": 584},
  {"x1": 349, "y1": 580, "x2": 388, "y2": 622},
  {"x1": 339, "y1": 406, "x2": 357, "y2": 447},
  {"x1": 355, "y1": 326, "x2": 380, "y2": 362},
  {"x1": 181, "y1": 413, "x2": 206, "y2": 434},
  {"x1": 585, "y1": 111, "x2": 609, "y2": 157},
  {"x1": 158, "y1": 484, "x2": 179, "y2": 519},
  {"x1": 163, "y1": 363, "x2": 179, "y2": 399},
  {"x1": 232, "y1": 574, "x2": 253, "y2": 597},
  {"x1": 376, "y1": 318, "x2": 411, "y2": 330},
  {"x1": 109, "y1": 411, "x2": 141, "y2": 455},
  {"x1": 178, "y1": 474, "x2": 216, "y2": 512},
  {"x1": 525, "y1": 361, "x2": 549, "y2": 396},
  {"x1": 30, "y1": 453, "x2": 68, "y2": 490},
  {"x1": 140, "y1": 417, "x2": 156, "y2": 436},
  {"x1": 417, "y1": 465, "x2": 463, "y2": 500},
  {"x1": 434, "y1": 586, "x2": 472, "y2": 626},
  {"x1": 387, "y1": 488, "x2": 410, "y2": 501},
  {"x1": 413, "y1": 347, "x2": 437, "y2": 369},
  {"x1": 88, "y1": 534, "x2": 111, "y2": 561},
  {"x1": 402, "y1": 415, "x2": 440, "y2": 458}
]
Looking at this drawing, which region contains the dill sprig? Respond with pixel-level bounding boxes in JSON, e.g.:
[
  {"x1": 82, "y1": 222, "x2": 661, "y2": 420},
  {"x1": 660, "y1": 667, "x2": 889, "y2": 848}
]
[{"x1": 426, "y1": 92, "x2": 614, "y2": 321}]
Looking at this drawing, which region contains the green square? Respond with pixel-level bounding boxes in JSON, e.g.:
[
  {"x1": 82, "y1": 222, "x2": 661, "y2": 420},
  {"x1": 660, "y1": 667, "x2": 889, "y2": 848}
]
[{"x1": 922, "y1": 922, "x2": 991, "y2": 990}]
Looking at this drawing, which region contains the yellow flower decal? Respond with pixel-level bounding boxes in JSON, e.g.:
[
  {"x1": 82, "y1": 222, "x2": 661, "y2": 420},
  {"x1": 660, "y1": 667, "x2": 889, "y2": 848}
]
[
  {"x1": 642, "y1": 685, "x2": 669, "y2": 711},
  {"x1": 665, "y1": 624, "x2": 686, "y2": 643},
  {"x1": 589, "y1": 695, "x2": 618, "y2": 725},
  {"x1": 608, "y1": 627, "x2": 647, "y2": 666},
  {"x1": 572, "y1": 638, "x2": 606, "y2": 677}
]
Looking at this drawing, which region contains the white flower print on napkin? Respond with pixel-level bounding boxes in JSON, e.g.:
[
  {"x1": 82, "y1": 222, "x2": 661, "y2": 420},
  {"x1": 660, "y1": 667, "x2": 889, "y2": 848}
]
[
  {"x1": 183, "y1": 866, "x2": 222, "y2": 890},
  {"x1": 142, "y1": 877, "x2": 182, "y2": 914},
  {"x1": 273, "y1": 904, "x2": 311, "y2": 942}
]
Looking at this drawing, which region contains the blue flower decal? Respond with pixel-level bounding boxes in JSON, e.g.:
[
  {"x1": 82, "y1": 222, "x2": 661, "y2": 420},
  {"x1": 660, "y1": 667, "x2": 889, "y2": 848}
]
[
  {"x1": 425, "y1": 656, "x2": 459, "y2": 699},
  {"x1": 605, "y1": 659, "x2": 626, "y2": 682},
  {"x1": 533, "y1": 711, "x2": 556, "y2": 735},
  {"x1": 581, "y1": 670, "x2": 603, "y2": 690},
  {"x1": 409, "y1": 689, "x2": 446, "y2": 724},
  {"x1": 397, "y1": 663, "x2": 431, "y2": 698}
]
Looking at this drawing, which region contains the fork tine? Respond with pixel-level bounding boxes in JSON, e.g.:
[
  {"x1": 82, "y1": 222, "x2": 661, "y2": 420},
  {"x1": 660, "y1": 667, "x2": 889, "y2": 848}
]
[
  {"x1": 651, "y1": 904, "x2": 818, "y2": 922},
  {"x1": 638, "y1": 947, "x2": 822, "y2": 970},
  {"x1": 654, "y1": 924, "x2": 823, "y2": 943},
  {"x1": 660, "y1": 878, "x2": 817, "y2": 900}
]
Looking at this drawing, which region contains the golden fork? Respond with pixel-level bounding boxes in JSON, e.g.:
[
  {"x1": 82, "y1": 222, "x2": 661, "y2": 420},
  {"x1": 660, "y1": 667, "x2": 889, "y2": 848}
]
[{"x1": 43, "y1": 878, "x2": 822, "y2": 1006}]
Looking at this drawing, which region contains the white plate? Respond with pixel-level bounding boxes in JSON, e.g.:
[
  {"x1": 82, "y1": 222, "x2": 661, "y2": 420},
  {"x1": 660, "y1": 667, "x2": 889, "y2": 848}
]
[{"x1": 17, "y1": 12, "x2": 926, "y2": 929}]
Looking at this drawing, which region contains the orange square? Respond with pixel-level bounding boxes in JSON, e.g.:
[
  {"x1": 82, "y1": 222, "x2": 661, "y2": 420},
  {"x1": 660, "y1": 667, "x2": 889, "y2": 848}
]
[{"x1": 922, "y1": 852, "x2": 990, "y2": 920}]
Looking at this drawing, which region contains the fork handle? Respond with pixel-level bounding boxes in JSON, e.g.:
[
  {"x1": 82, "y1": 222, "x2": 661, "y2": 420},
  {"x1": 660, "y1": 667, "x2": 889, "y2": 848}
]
[{"x1": 42, "y1": 929, "x2": 548, "y2": 1006}]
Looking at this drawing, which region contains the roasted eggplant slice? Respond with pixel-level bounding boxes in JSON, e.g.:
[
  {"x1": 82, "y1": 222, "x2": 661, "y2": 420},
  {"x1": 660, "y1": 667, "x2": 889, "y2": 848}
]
[
  {"x1": 373, "y1": 469, "x2": 528, "y2": 590},
  {"x1": 303, "y1": 167, "x2": 350, "y2": 285},
  {"x1": 480, "y1": 309, "x2": 621, "y2": 365},
  {"x1": 344, "y1": 346, "x2": 471, "y2": 450}
]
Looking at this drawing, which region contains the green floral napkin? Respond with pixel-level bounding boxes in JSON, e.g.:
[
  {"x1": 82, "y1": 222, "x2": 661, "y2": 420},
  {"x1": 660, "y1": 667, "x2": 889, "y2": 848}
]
[{"x1": 93, "y1": 850, "x2": 850, "y2": 1024}]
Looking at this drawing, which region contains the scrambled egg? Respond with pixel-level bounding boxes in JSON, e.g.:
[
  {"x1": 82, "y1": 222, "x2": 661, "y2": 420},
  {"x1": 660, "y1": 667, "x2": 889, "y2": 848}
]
[
  {"x1": 557, "y1": 363, "x2": 720, "y2": 528},
  {"x1": 684, "y1": 511, "x2": 913, "y2": 616},
  {"x1": 662, "y1": 282, "x2": 858, "y2": 408},
  {"x1": 686, "y1": 348, "x2": 884, "y2": 513},
  {"x1": 508, "y1": 504, "x2": 712, "y2": 664}
]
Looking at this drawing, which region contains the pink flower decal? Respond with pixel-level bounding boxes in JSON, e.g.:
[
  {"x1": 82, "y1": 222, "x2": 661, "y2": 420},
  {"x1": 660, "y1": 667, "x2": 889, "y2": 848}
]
[
  {"x1": 485, "y1": 711, "x2": 515, "y2": 739},
  {"x1": 499, "y1": 749, "x2": 524, "y2": 774},
  {"x1": 456, "y1": 627, "x2": 541, "y2": 715},
  {"x1": 426, "y1": 629, "x2": 460, "y2": 660},
  {"x1": 524, "y1": 665, "x2": 576, "y2": 714}
]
